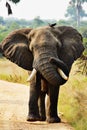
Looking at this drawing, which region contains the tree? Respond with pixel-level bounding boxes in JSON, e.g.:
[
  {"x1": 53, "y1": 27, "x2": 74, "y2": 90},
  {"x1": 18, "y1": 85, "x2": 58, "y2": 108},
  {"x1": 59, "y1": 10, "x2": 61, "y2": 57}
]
[
  {"x1": 0, "y1": 0, "x2": 20, "y2": 15},
  {"x1": 9, "y1": 0, "x2": 20, "y2": 4},
  {"x1": 32, "y1": 16, "x2": 45, "y2": 28},
  {"x1": 0, "y1": 17, "x2": 5, "y2": 25},
  {"x1": 65, "y1": 0, "x2": 87, "y2": 26}
]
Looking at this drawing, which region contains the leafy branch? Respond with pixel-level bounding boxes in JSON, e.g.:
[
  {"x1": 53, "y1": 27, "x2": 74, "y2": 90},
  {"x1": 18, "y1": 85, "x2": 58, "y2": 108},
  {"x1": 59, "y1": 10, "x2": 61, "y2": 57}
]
[{"x1": 0, "y1": 0, "x2": 20, "y2": 15}]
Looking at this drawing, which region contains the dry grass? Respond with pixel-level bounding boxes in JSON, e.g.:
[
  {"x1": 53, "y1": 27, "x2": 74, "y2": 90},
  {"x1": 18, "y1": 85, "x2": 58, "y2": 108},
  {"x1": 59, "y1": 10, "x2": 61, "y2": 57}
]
[
  {"x1": 0, "y1": 58, "x2": 29, "y2": 85},
  {"x1": 59, "y1": 62, "x2": 87, "y2": 130}
]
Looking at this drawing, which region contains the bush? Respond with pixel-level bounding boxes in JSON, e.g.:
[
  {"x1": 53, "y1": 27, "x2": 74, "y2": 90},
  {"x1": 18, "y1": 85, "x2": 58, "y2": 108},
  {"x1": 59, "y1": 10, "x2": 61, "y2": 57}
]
[{"x1": 82, "y1": 30, "x2": 87, "y2": 38}]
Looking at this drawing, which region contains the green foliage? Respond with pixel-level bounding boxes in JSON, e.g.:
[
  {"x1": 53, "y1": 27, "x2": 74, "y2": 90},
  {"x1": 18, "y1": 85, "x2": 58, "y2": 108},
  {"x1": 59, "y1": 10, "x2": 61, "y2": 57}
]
[
  {"x1": 0, "y1": 17, "x2": 58, "y2": 42},
  {"x1": 78, "y1": 27, "x2": 87, "y2": 53},
  {"x1": 65, "y1": 4, "x2": 87, "y2": 20},
  {"x1": 8, "y1": 22, "x2": 20, "y2": 31},
  {"x1": 65, "y1": 5, "x2": 77, "y2": 21},
  {"x1": 76, "y1": 27, "x2": 87, "y2": 76},
  {"x1": 0, "y1": 17, "x2": 5, "y2": 25},
  {"x1": 59, "y1": 73, "x2": 87, "y2": 130},
  {"x1": 57, "y1": 19, "x2": 77, "y2": 27},
  {"x1": 30, "y1": 17, "x2": 45, "y2": 28},
  {"x1": 0, "y1": 26, "x2": 9, "y2": 42},
  {"x1": 82, "y1": 30, "x2": 87, "y2": 38},
  {"x1": 83, "y1": 38, "x2": 87, "y2": 55},
  {"x1": 66, "y1": 0, "x2": 87, "y2": 26},
  {"x1": 0, "y1": 32, "x2": 8, "y2": 42}
]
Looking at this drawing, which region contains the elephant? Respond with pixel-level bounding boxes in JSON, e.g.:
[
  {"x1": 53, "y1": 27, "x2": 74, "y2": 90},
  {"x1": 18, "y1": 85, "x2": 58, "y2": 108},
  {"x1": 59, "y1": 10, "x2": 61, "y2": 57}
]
[{"x1": 0, "y1": 24, "x2": 84, "y2": 123}]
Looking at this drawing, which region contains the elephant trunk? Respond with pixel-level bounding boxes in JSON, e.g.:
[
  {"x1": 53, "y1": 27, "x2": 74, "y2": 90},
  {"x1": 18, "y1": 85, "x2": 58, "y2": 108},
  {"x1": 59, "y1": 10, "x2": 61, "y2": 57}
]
[{"x1": 29, "y1": 48, "x2": 69, "y2": 86}]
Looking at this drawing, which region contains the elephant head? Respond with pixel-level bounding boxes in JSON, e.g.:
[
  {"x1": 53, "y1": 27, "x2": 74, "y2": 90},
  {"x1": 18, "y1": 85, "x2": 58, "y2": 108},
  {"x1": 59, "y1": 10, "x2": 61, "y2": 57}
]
[{"x1": 0, "y1": 26, "x2": 84, "y2": 86}]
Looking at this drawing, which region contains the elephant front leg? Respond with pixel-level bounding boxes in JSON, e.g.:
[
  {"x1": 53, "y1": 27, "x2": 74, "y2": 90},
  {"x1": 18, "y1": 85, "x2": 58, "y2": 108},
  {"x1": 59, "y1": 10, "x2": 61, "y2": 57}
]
[
  {"x1": 46, "y1": 84, "x2": 61, "y2": 123},
  {"x1": 38, "y1": 91, "x2": 46, "y2": 121},
  {"x1": 27, "y1": 73, "x2": 41, "y2": 121},
  {"x1": 38, "y1": 79, "x2": 47, "y2": 121}
]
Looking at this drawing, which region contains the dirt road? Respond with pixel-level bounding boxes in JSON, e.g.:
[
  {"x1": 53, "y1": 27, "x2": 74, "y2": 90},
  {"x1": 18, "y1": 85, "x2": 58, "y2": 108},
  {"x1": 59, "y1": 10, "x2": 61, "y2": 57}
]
[{"x1": 0, "y1": 80, "x2": 74, "y2": 130}]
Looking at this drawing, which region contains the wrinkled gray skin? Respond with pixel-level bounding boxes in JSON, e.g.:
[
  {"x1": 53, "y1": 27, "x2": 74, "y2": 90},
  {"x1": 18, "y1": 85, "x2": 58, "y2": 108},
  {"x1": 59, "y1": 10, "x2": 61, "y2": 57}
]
[{"x1": 0, "y1": 25, "x2": 84, "y2": 123}]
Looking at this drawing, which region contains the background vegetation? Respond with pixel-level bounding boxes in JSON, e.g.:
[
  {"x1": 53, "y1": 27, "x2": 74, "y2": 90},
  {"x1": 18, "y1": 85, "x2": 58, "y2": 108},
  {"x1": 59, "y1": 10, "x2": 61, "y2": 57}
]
[
  {"x1": 0, "y1": 16, "x2": 87, "y2": 130},
  {"x1": 59, "y1": 64, "x2": 87, "y2": 130}
]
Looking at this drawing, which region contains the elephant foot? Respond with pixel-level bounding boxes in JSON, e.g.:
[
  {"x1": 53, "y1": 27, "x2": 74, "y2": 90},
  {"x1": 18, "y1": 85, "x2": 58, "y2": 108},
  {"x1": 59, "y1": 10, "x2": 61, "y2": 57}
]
[
  {"x1": 27, "y1": 114, "x2": 40, "y2": 121},
  {"x1": 40, "y1": 116, "x2": 46, "y2": 121},
  {"x1": 46, "y1": 116, "x2": 61, "y2": 123}
]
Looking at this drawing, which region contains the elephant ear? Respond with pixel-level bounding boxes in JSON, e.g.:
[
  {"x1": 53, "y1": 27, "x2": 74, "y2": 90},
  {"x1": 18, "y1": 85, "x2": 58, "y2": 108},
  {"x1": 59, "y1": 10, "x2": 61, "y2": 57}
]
[
  {"x1": 1, "y1": 28, "x2": 33, "y2": 71},
  {"x1": 56, "y1": 26, "x2": 84, "y2": 68}
]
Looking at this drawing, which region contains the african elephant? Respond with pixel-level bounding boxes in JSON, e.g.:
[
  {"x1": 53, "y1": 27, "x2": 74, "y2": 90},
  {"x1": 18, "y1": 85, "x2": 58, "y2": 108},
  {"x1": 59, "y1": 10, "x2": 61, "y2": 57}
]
[{"x1": 0, "y1": 24, "x2": 84, "y2": 123}]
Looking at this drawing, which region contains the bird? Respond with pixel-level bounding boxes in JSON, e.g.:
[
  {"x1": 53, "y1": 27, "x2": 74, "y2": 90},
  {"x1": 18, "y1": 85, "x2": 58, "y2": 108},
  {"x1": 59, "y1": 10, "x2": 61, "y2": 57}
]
[{"x1": 48, "y1": 23, "x2": 57, "y2": 27}]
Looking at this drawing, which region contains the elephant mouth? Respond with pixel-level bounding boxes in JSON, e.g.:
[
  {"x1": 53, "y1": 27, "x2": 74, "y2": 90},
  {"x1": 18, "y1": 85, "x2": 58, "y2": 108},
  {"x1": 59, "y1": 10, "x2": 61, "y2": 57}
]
[{"x1": 27, "y1": 57, "x2": 69, "y2": 85}]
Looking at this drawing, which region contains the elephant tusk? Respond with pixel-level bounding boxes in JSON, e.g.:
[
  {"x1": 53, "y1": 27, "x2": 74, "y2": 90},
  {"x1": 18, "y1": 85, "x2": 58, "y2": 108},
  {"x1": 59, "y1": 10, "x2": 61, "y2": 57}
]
[
  {"x1": 27, "y1": 68, "x2": 37, "y2": 82},
  {"x1": 57, "y1": 68, "x2": 68, "y2": 80}
]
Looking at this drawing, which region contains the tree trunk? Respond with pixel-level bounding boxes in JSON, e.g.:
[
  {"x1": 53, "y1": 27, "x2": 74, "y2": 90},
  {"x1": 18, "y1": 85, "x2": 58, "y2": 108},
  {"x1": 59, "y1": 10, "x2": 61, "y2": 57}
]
[{"x1": 76, "y1": 0, "x2": 81, "y2": 27}]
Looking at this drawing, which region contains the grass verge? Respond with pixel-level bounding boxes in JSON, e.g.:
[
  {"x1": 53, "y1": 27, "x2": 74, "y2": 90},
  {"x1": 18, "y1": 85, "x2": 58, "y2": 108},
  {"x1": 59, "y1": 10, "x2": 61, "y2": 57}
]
[{"x1": 59, "y1": 64, "x2": 87, "y2": 130}]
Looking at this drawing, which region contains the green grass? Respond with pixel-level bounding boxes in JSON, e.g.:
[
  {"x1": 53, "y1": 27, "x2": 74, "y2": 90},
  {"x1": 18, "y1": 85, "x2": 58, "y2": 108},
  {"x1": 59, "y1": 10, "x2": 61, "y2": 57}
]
[{"x1": 0, "y1": 58, "x2": 87, "y2": 130}]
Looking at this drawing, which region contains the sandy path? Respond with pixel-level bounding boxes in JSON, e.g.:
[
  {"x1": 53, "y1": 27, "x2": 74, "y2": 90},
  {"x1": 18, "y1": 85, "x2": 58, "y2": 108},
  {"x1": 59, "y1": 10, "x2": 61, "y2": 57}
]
[{"x1": 0, "y1": 80, "x2": 74, "y2": 130}]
